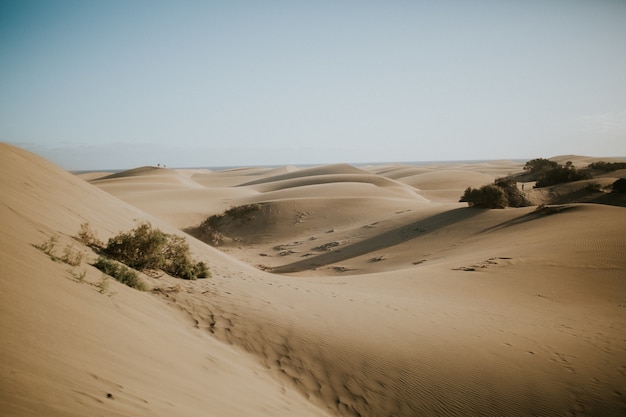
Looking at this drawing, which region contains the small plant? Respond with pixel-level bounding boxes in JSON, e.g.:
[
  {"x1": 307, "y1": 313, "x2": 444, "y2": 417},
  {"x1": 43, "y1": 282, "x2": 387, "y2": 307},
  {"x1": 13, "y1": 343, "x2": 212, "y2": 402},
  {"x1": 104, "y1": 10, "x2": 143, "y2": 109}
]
[
  {"x1": 69, "y1": 268, "x2": 87, "y2": 282},
  {"x1": 534, "y1": 204, "x2": 565, "y2": 215},
  {"x1": 36, "y1": 235, "x2": 59, "y2": 256},
  {"x1": 62, "y1": 244, "x2": 84, "y2": 266},
  {"x1": 93, "y1": 257, "x2": 147, "y2": 291},
  {"x1": 77, "y1": 222, "x2": 103, "y2": 247},
  {"x1": 97, "y1": 274, "x2": 110, "y2": 294}
]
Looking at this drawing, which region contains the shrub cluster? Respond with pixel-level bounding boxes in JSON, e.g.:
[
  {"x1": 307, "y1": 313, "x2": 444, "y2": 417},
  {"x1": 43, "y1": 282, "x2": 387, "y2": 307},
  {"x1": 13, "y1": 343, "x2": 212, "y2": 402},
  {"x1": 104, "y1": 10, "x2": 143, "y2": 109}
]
[
  {"x1": 494, "y1": 177, "x2": 531, "y2": 207},
  {"x1": 588, "y1": 161, "x2": 626, "y2": 172},
  {"x1": 612, "y1": 178, "x2": 626, "y2": 193},
  {"x1": 460, "y1": 184, "x2": 508, "y2": 209},
  {"x1": 203, "y1": 204, "x2": 262, "y2": 229},
  {"x1": 93, "y1": 257, "x2": 147, "y2": 291},
  {"x1": 102, "y1": 222, "x2": 209, "y2": 280},
  {"x1": 190, "y1": 203, "x2": 263, "y2": 246},
  {"x1": 460, "y1": 178, "x2": 530, "y2": 209},
  {"x1": 523, "y1": 158, "x2": 559, "y2": 177},
  {"x1": 524, "y1": 158, "x2": 591, "y2": 187}
]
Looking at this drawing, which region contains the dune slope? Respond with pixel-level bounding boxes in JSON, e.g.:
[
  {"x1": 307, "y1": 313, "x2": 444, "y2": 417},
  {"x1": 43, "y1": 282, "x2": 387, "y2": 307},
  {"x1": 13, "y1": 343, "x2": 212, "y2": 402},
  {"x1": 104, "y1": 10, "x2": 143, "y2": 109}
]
[{"x1": 0, "y1": 144, "x2": 331, "y2": 417}]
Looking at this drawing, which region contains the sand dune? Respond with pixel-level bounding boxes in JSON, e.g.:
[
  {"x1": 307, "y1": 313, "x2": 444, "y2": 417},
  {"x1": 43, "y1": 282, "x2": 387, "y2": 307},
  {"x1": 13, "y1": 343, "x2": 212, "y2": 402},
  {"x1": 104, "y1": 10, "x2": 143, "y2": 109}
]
[
  {"x1": 239, "y1": 163, "x2": 370, "y2": 186},
  {"x1": 3, "y1": 143, "x2": 626, "y2": 416},
  {"x1": 394, "y1": 170, "x2": 493, "y2": 190},
  {"x1": 0, "y1": 144, "x2": 331, "y2": 417}
]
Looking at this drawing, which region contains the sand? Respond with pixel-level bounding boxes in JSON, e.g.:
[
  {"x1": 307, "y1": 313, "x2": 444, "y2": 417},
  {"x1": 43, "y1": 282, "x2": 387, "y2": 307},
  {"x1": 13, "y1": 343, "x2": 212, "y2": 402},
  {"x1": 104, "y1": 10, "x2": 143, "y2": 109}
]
[{"x1": 1, "y1": 143, "x2": 625, "y2": 416}]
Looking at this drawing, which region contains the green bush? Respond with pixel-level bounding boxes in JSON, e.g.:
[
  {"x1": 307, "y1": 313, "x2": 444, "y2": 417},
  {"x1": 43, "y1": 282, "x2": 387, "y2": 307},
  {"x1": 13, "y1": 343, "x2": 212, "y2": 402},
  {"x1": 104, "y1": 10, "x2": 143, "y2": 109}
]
[
  {"x1": 524, "y1": 158, "x2": 559, "y2": 177},
  {"x1": 103, "y1": 222, "x2": 168, "y2": 270},
  {"x1": 203, "y1": 204, "x2": 262, "y2": 229},
  {"x1": 523, "y1": 158, "x2": 591, "y2": 187},
  {"x1": 494, "y1": 177, "x2": 531, "y2": 207},
  {"x1": 102, "y1": 222, "x2": 209, "y2": 280},
  {"x1": 93, "y1": 257, "x2": 147, "y2": 291},
  {"x1": 534, "y1": 161, "x2": 591, "y2": 188},
  {"x1": 61, "y1": 244, "x2": 84, "y2": 266},
  {"x1": 588, "y1": 161, "x2": 626, "y2": 172},
  {"x1": 190, "y1": 203, "x2": 263, "y2": 246},
  {"x1": 460, "y1": 184, "x2": 508, "y2": 209},
  {"x1": 77, "y1": 222, "x2": 103, "y2": 248}
]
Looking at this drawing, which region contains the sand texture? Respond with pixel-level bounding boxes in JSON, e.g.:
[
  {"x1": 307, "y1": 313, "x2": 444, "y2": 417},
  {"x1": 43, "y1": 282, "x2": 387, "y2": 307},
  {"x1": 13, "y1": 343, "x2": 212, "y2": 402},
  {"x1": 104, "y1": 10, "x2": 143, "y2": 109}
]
[{"x1": 2, "y1": 143, "x2": 626, "y2": 416}]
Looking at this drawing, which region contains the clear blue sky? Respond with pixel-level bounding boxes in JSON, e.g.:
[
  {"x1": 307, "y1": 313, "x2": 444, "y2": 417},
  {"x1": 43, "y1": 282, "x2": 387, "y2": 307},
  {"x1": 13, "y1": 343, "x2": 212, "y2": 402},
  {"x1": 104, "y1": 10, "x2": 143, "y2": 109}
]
[{"x1": 2, "y1": 0, "x2": 626, "y2": 170}]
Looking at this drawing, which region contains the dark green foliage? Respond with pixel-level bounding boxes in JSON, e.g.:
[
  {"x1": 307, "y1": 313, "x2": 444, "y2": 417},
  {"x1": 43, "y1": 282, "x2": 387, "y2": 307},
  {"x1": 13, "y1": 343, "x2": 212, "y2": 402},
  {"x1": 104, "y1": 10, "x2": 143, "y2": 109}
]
[
  {"x1": 523, "y1": 158, "x2": 589, "y2": 186},
  {"x1": 494, "y1": 177, "x2": 531, "y2": 207},
  {"x1": 584, "y1": 183, "x2": 602, "y2": 193},
  {"x1": 102, "y1": 222, "x2": 210, "y2": 280},
  {"x1": 203, "y1": 204, "x2": 263, "y2": 229},
  {"x1": 588, "y1": 161, "x2": 626, "y2": 172},
  {"x1": 534, "y1": 161, "x2": 591, "y2": 187},
  {"x1": 160, "y1": 235, "x2": 209, "y2": 280},
  {"x1": 534, "y1": 204, "x2": 566, "y2": 215},
  {"x1": 460, "y1": 184, "x2": 508, "y2": 209},
  {"x1": 523, "y1": 158, "x2": 559, "y2": 177},
  {"x1": 224, "y1": 203, "x2": 263, "y2": 219},
  {"x1": 612, "y1": 178, "x2": 626, "y2": 193},
  {"x1": 460, "y1": 178, "x2": 530, "y2": 209},
  {"x1": 93, "y1": 257, "x2": 146, "y2": 291},
  {"x1": 103, "y1": 222, "x2": 168, "y2": 270},
  {"x1": 191, "y1": 204, "x2": 263, "y2": 246}
]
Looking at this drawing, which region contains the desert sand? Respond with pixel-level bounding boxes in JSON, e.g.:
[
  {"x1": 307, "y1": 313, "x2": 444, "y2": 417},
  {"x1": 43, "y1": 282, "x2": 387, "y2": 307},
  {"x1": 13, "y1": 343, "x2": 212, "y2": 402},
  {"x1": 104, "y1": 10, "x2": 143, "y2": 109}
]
[{"x1": 2, "y1": 143, "x2": 625, "y2": 416}]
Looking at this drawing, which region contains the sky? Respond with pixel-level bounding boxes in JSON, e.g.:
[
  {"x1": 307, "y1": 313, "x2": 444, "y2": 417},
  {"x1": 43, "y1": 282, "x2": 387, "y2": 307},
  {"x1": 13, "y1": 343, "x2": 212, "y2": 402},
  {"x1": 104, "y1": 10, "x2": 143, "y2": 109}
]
[{"x1": 1, "y1": 0, "x2": 626, "y2": 170}]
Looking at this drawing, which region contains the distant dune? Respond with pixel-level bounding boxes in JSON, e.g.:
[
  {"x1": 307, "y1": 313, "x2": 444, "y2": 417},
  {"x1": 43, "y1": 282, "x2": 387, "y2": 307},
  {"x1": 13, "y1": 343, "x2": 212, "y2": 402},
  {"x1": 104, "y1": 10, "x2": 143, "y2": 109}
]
[{"x1": 2, "y1": 143, "x2": 626, "y2": 416}]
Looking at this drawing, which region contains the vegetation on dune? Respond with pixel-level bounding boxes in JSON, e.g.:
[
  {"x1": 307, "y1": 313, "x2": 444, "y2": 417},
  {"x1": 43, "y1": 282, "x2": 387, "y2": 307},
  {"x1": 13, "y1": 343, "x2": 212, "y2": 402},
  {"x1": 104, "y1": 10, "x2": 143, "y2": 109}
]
[
  {"x1": 102, "y1": 222, "x2": 209, "y2": 280},
  {"x1": 460, "y1": 184, "x2": 508, "y2": 209},
  {"x1": 523, "y1": 158, "x2": 591, "y2": 187},
  {"x1": 588, "y1": 161, "x2": 626, "y2": 172},
  {"x1": 188, "y1": 203, "x2": 263, "y2": 246},
  {"x1": 35, "y1": 235, "x2": 85, "y2": 265},
  {"x1": 494, "y1": 177, "x2": 531, "y2": 207},
  {"x1": 36, "y1": 222, "x2": 209, "y2": 292},
  {"x1": 523, "y1": 158, "x2": 560, "y2": 177},
  {"x1": 93, "y1": 256, "x2": 147, "y2": 291},
  {"x1": 458, "y1": 156, "x2": 624, "y2": 208},
  {"x1": 77, "y1": 222, "x2": 104, "y2": 248},
  {"x1": 534, "y1": 161, "x2": 591, "y2": 187},
  {"x1": 612, "y1": 178, "x2": 626, "y2": 193},
  {"x1": 460, "y1": 178, "x2": 530, "y2": 209}
]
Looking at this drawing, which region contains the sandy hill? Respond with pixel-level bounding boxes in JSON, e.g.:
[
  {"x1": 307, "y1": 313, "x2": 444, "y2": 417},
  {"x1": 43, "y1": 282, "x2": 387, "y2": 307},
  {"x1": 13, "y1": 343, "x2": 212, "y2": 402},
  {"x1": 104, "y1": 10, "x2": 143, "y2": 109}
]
[
  {"x1": 3, "y1": 143, "x2": 626, "y2": 416},
  {"x1": 0, "y1": 143, "x2": 331, "y2": 417}
]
